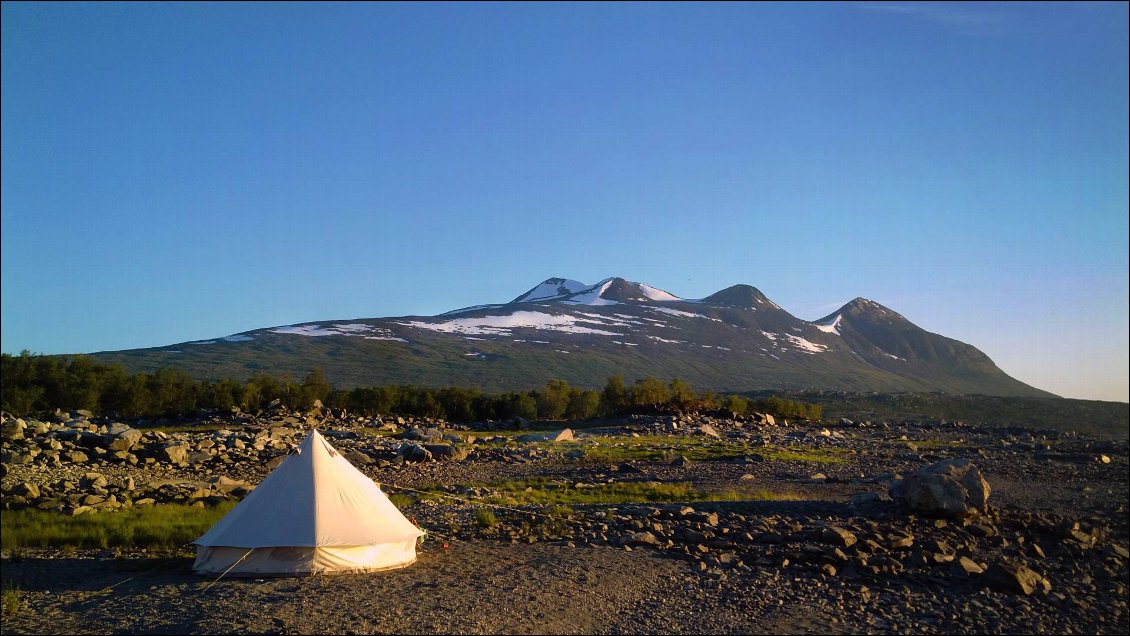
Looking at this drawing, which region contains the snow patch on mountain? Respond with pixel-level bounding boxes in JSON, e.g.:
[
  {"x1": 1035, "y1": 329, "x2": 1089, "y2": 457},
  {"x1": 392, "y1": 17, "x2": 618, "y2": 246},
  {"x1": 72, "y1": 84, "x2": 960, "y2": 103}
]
[
  {"x1": 573, "y1": 312, "x2": 636, "y2": 327},
  {"x1": 647, "y1": 307, "x2": 722, "y2": 322},
  {"x1": 561, "y1": 279, "x2": 619, "y2": 306},
  {"x1": 783, "y1": 334, "x2": 829, "y2": 354},
  {"x1": 814, "y1": 314, "x2": 843, "y2": 335},
  {"x1": 398, "y1": 311, "x2": 623, "y2": 336},
  {"x1": 271, "y1": 323, "x2": 402, "y2": 341},
  {"x1": 514, "y1": 278, "x2": 589, "y2": 303},
  {"x1": 638, "y1": 283, "x2": 681, "y2": 301}
]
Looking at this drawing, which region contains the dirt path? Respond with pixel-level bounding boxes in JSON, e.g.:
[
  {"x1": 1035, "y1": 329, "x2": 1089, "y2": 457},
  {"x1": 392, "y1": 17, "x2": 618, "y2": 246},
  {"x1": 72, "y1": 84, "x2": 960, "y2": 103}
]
[{"x1": 3, "y1": 543, "x2": 696, "y2": 635}]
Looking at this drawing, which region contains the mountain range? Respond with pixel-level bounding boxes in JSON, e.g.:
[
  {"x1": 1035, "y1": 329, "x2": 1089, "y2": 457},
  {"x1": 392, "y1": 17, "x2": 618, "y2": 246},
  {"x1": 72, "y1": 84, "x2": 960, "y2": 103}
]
[{"x1": 85, "y1": 277, "x2": 1052, "y2": 397}]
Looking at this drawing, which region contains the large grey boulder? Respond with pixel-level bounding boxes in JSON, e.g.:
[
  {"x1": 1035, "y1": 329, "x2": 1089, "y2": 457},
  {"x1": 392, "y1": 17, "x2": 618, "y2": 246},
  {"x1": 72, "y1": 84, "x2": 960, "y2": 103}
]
[
  {"x1": 210, "y1": 475, "x2": 252, "y2": 495},
  {"x1": 399, "y1": 443, "x2": 433, "y2": 462},
  {"x1": 1, "y1": 418, "x2": 26, "y2": 440},
  {"x1": 161, "y1": 443, "x2": 191, "y2": 464},
  {"x1": 890, "y1": 457, "x2": 991, "y2": 518},
  {"x1": 400, "y1": 427, "x2": 444, "y2": 443},
  {"x1": 423, "y1": 444, "x2": 469, "y2": 461},
  {"x1": 696, "y1": 424, "x2": 721, "y2": 439},
  {"x1": 342, "y1": 449, "x2": 374, "y2": 465},
  {"x1": 186, "y1": 450, "x2": 213, "y2": 464},
  {"x1": 515, "y1": 429, "x2": 574, "y2": 443},
  {"x1": 106, "y1": 427, "x2": 143, "y2": 452}
]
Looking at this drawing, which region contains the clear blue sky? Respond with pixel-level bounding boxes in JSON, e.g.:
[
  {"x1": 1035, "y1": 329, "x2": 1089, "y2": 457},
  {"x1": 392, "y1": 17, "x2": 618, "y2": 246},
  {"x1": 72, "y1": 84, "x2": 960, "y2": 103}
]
[{"x1": 3, "y1": 2, "x2": 1127, "y2": 402}]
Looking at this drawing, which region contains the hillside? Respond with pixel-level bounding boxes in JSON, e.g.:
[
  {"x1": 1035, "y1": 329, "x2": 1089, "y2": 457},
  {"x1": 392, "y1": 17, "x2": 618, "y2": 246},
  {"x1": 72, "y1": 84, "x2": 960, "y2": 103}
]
[{"x1": 85, "y1": 277, "x2": 1053, "y2": 397}]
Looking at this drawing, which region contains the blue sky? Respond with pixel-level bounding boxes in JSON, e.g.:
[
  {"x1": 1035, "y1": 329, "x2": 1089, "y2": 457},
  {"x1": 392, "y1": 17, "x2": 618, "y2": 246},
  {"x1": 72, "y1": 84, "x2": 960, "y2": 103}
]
[{"x1": 2, "y1": 2, "x2": 1127, "y2": 402}]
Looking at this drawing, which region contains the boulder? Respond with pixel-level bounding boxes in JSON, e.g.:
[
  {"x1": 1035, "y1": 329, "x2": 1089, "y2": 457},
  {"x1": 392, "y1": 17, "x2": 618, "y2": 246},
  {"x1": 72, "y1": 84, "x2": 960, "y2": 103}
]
[
  {"x1": 106, "y1": 422, "x2": 132, "y2": 436},
  {"x1": 268, "y1": 426, "x2": 296, "y2": 440},
  {"x1": 423, "y1": 444, "x2": 469, "y2": 461},
  {"x1": 820, "y1": 525, "x2": 858, "y2": 548},
  {"x1": 106, "y1": 427, "x2": 143, "y2": 452},
  {"x1": 210, "y1": 476, "x2": 252, "y2": 494},
  {"x1": 670, "y1": 455, "x2": 693, "y2": 468},
  {"x1": 81, "y1": 472, "x2": 108, "y2": 488},
  {"x1": 185, "y1": 450, "x2": 213, "y2": 464},
  {"x1": 1, "y1": 418, "x2": 26, "y2": 440},
  {"x1": 12, "y1": 482, "x2": 41, "y2": 499},
  {"x1": 984, "y1": 562, "x2": 1047, "y2": 595},
  {"x1": 515, "y1": 429, "x2": 574, "y2": 443},
  {"x1": 66, "y1": 450, "x2": 89, "y2": 464},
  {"x1": 890, "y1": 458, "x2": 990, "y2": 519},
  {"x1": 952, "y1": 556, "x2": 985, "y2": 575},
  {"x1": 342, "y1": 450, "x2": 374, "y2": 465},
  {"x1": 399, "y1": 443, "x2": 433, "y2": 462},
  {"x1": 696, "y1": 424, "x2": 721, "y2": 439},
  {"x1": 400, "y1": 427, "x2": 444, "y2": 443},
  {"x1": 626, "y1": 531, "x2": 660, "y2": 547},
  {"x1": 551, "y1": 428, "x2": 574, "y2": 442},
  {"x1": 161, "y1": 444, "x2": 191, "y2": 464}
]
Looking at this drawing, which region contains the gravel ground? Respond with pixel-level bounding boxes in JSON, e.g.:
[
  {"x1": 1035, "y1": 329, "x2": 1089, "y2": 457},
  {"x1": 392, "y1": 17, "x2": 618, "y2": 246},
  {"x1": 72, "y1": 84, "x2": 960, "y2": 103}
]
[{"x1": 3, "y1": 416, "x2": 1127, "y2": 635}]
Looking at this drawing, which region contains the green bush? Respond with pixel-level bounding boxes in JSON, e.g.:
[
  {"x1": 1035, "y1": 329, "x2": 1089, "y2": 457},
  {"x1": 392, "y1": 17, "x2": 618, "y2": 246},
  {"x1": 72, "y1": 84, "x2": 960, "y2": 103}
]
[
  {"x1": 2, "y1": 584, "x2": 21, "y2": 616},
  {"x1": 388, "y1": 493, "x2": 414, "y2": 509},
  {"x1": 473, "y1": 508, "x2": 498, "y2": 528}
]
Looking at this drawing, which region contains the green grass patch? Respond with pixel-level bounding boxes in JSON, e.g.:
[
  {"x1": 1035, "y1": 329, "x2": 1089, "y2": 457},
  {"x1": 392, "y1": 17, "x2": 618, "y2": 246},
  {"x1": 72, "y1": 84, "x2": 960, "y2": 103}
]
[
  {"x1": 387, "y1": 493, "x2": 415, "y2": 509},
  {"x1": 0, "y1": 502, "x2": 237, "y2": 550},
  {"x1": 549, "y1": 435, "x2": 846, "y2": 465},
  {"x1": 458, "y1": 477, "x2": 801, "y2": 506},
  {"x1": 906, "y1": 438, "x2": 974, "y2": 449},
  {"x1": 754, "y1": 446, "x2": 847, "y2": 463}
]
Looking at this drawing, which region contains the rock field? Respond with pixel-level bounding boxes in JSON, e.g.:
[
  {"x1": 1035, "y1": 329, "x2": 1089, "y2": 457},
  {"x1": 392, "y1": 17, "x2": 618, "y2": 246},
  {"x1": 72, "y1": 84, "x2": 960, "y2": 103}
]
[{"x1": 2, "y1": 404, "x2": 1127, "y2": 634}]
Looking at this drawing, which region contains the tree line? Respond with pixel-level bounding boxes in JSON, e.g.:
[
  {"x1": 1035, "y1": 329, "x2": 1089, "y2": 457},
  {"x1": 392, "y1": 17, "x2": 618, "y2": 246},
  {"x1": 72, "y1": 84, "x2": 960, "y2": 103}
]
[{"x1": 0, "y1": 352, "x2": 822, "y2": 422}]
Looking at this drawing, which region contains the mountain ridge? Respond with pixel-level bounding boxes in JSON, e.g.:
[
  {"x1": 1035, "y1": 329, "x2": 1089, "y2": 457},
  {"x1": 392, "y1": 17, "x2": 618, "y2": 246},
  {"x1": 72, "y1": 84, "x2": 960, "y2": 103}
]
[{"x1": 81, "y1": 276, "x2": 1055, "y2": 398}]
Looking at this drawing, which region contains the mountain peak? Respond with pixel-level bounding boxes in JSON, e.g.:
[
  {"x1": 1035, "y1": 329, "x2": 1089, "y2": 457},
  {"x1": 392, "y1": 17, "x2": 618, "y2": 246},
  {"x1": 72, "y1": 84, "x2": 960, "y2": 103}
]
[
  {"x1": 824, "y1": 297, "x2": 910, "y2": 325},
  {"x1": 511, "y1": 277, "x2": 681, "y2": 306},
  {"x1": 702, "y1": 284, "x2": 772, "y2": 309},
  {"x1": 595, "y1": 278, "x2": 681, "y2": 303},
  {"x1": 510, "y1": 277, "x2": 589, "y2": 304}
]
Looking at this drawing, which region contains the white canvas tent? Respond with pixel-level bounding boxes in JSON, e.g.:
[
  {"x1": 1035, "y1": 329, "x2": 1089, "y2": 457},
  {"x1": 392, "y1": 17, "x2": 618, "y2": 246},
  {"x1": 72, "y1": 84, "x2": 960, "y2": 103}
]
[{"x1": 193, "y1": 429, "x2": 423, "y2": 576}]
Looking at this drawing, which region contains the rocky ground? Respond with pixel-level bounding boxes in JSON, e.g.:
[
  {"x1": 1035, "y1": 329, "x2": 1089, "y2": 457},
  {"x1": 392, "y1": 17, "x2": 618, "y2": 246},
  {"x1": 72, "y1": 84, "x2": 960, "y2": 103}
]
[{"x1": 1, "y1": 406, "x2": 1127, "y2": 635}]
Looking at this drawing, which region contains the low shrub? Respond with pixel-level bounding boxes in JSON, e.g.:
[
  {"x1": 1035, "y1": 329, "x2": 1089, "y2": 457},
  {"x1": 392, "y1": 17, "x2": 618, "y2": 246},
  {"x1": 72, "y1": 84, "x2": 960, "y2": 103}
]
[{"x1": 473, "y1": 508, "x2": 498, "y2": 528}]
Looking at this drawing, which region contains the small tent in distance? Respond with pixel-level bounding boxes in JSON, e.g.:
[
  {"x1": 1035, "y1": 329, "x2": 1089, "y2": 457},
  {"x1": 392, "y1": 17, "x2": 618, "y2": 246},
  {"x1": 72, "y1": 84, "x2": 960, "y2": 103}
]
[{"x1": 193, "y1": 429, "x2": 423, "y2": 576}]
